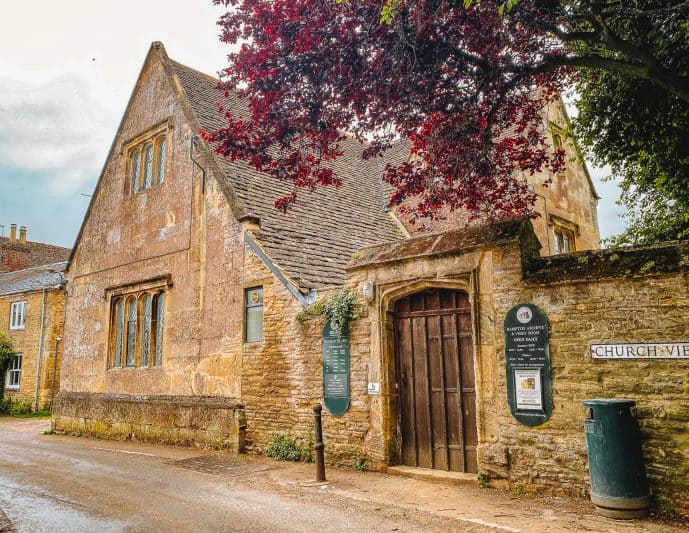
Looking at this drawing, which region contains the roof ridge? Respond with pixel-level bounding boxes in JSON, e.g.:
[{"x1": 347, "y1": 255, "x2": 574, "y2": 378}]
[
  {"x1": 0, "y1": 260, "x2": 68, "y2": 276},
  {"x1": 167, "y1": 58, "x2": 223, "y2": 86},
  {"x1": 0, "y1": 236, "x2": 70, "y2": 250}
]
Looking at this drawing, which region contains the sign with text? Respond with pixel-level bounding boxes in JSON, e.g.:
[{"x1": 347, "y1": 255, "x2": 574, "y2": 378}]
[
  {"x1": 591, "y1": 342, "x2": 689, "y2": 359},
  {"x1": 322, "y1": 320, "x2": 350, "y2": 416},
  {"x1": 504, "y1": 303, "x2": 553, "y2": 427}
]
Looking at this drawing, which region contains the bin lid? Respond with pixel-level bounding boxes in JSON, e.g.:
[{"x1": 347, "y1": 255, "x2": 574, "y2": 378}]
[{"x1": 583, "y1": 398, "x2": 636, "y2": 408}]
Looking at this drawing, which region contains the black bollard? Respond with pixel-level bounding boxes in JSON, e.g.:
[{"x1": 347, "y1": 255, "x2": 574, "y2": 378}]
[{"x1": 313, "y1": 404, "x2": 326, "y2": 482}]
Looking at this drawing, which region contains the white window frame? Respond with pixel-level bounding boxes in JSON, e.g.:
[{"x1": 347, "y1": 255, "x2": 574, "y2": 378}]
[
  {"x1": 5, "y1": 354, "x2": 22, "y2": 389},
  {"x1": 9, "y1": 301, "x2": 26, "y2": 330}
]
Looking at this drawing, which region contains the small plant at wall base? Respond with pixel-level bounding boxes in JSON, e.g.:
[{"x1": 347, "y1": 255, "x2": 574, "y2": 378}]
[
  {"x1": 265, "y1": 432, "x2": 313, "y2": 462},
  {"x1": 295, "y1": 288, "x2": 360, "y2": 335},
  {"x1": 0, "y1": 333, "x2": 15, "y2": 401}
]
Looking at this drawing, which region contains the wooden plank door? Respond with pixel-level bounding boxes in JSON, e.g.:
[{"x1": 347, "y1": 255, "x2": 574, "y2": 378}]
[{"x1": 394, "y1": 289, "x2": 478, "y2": 473}]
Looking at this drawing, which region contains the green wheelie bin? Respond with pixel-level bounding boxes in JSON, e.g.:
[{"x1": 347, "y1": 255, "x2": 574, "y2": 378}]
[{"x1": 583, "y1": 399, "x2": 651, "y2": 519}]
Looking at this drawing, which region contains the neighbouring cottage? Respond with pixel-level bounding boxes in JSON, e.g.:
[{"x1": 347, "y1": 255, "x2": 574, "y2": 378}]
[
  {"x1": 55, "y1": 42, "x2": 688, "y2": 513},
  {"x1": 0, "y1": 225, "x2": 69, "y2": 409}
]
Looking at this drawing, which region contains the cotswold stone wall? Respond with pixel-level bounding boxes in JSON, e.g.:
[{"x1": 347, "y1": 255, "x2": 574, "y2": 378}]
[
  {"x1": 347, "y1": 223, "x2": 689, "y2": 514},
  {"x1": 489, "y1": 241, "x2": 689, "y2": 512},
  {"x1": 240, "y1": 245, "x2": 381, "y2": 467},
  {"x1": 53, "y1": 391, "x2": 245, "y2": 451}
]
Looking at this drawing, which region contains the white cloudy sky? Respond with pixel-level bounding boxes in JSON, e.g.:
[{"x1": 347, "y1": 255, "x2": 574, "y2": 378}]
[{"x1": 0, "y1": 1, "x2": 624, "y2": 247}]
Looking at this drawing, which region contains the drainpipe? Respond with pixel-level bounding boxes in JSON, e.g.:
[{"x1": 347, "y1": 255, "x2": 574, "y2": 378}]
[
  {"x1": 50, "y1": 336, "x2": 62, "y2": 409},
  {"x1": 33, "y1": 288, "x2": 47, "y2": 411}
]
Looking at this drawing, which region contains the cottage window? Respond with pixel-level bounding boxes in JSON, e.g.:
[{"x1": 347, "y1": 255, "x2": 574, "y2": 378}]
[
  {"x1": 9, "y1": 301, "x2": 26, "y2": 330},
  {"x1": 5, "y1": 354, "x2": 21, "y2": 389},
  {"x1": 554, "y1": 227, "x2": 575, "y2": 254},
  {"x1": 110, "y1": 288, "x2": 166, "y2": 368},
  {"x1": 245, "y1": 287, "x2": 263, "y2": 343},
  {"x1": 126, "y1": 125, "x2": 168, "y2": 196}
]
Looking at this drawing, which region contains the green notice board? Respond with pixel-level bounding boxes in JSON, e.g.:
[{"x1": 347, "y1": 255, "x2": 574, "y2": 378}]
[
  {"x1": 322, "y1": 320, "x2": 350, "y2": 416},
  {"x1": 504, "y1": 303, "x2": 553, "y2": 427}
]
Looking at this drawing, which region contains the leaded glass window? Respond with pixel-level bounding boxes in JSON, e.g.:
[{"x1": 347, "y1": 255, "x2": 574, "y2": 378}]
[
  {"x1": 245, "y1": 287, "x2": 263, "y2": 343},
  {"x1": 114, "y1": 299, "x2": 124, "y2": 367},
  {"x1": 141, "y1": 294, "x2": 152, "y2": 366},
  {"x1": 109, "y1": 289, "x2": 166, "y2": 369},
  {"x1": 156, "y1": 137, "x2": 166, "y2": 184},
  {"x1": 154, "y1": 293, "x2": 165, "y2": 366},
  {"x1": 143, "y1": 144, "x2": 154, "y2": 189},
  {"x1": 131, "y1": 151, "x2": 141, "y2": 194},
  {"x1": 126, "y1": 298, "x2": 137, "y2": 366}
]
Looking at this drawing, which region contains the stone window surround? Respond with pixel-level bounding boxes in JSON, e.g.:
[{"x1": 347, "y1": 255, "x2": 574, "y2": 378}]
[
  {"x1": 105, "y1": 276, "x2": 172, "y2": 370},
  {"x1": 548, "y1": 215, "x2": 579, "y2": 255},
  {"x1": 122, "y1": 119, "x2": 172, "y2": 196},
  {"x1": 4, "y1": 353, "x2": 22, "y2": 389},
  {"x1": 9, "y1": 300, "x2": 26, "y2": 330}
]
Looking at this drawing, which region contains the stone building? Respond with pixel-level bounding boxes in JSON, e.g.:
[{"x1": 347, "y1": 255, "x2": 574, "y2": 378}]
[
  {"x1": 0, "y1": 224, "x2": 70, "y2": 273},
  {"x1": 1, "y1": 260, "x2": 67, "y2": 409},
  {"x1": 1, "y1": 226, "x2": 69, "y2": 409},
  {"x1": 56, "y1": 42, "x2": 689, "y2": 513}
]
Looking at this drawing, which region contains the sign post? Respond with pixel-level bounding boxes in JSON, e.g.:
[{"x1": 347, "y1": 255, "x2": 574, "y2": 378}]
[
  {"x1": 322, "y1": 320, "x2": 350, "y2": 416},
  {"x1": 504, "y1": 303, "x2": 553, "y2": 426}
]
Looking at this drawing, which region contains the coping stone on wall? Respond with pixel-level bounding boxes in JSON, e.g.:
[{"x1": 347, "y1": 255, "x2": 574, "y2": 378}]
[{"x1": 524, "y1": 241, "x2": 689, "y2": 284}]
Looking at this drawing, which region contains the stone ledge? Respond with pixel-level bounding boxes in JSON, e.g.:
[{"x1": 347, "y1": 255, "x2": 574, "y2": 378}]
[{"x1": 386, "y1": 465, "x2": 478, "y2": 486}]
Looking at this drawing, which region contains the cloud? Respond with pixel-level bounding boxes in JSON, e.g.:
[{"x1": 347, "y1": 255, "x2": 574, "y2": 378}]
[{"x1": 0, "y1": 70, "x2": 118, "y2": 195}]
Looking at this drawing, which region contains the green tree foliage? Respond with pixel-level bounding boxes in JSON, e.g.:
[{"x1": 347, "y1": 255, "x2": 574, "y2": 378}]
[
  {"x1": 0, "y1": 333, "x2": 15, "y2": 401},
  {"x1": 572, "y1": 2, "x2": 689, "y2": 244}
]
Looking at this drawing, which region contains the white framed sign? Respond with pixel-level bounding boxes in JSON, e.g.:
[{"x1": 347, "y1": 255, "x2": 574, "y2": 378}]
[
  {"x1": 514, "y1": 368, "x2": 543, "y2": 411},
  {"x1": 591, "y1": 343, "x2": 689, "y2": 359}
]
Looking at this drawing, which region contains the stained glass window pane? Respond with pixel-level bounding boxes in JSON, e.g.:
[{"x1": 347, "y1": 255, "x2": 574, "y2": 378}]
[
  {"x1": 131, "y1": 151, "x2": 140, "y2": 194},
  {"x1": 114, "y1": 299, "x2": 124, "y2": 367},
  {"x1": 156, "y1": 138, "x2": 166, "y2": 184},
  {"x1": 141, "y1": 295, "x2": 152, "y2": 366},
  {"x1": 126, "y1": 298, "x2": 137, "y2": 366},
  {"x1": 154, "y1": 293, "x2": 165, "y2": 366},
  {"x1": 143, "y1": 145, "x2": 153, "y2": 189}
]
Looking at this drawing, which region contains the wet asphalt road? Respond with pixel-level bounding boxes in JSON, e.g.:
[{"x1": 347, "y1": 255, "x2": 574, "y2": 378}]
[
  {"x1": 0, "y1": 418, "x2": 483, "y2": 533},
  {"x1": 1, "y1": 418, "x2": 686, "y2": 533}
]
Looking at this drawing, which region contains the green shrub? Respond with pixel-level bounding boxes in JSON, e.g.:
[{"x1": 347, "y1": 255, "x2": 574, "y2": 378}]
[
  {"x1": 10, "y1": 401, "x2": 33, "y2": 416},
  {"x1": 265, "y1": 432, "x2": 313, "y2": 462},
  {"x1": 0, "y1": 398, "x2": 51, "y2": 417},
  {"x1": 353, "y1": 455, "x2": 367, "y2": 472},
  {"x1": 0, "y1": 398, "x2": 11, "y2": 415}
]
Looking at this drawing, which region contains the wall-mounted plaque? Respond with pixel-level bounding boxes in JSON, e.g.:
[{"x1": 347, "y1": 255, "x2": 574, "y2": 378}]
[
  {"x1": 322, "y1": 320, "x2": 350, "y2": 416},
  {"x1": 504, "y1": 303, "x2": 553, "y2": 426},
  {"x1": 591, "y1": 342, "x2": 689, "y2": 359}
]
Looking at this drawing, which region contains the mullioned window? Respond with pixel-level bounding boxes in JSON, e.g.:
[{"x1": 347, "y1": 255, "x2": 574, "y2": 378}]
[{"x1": 124, "y1": 122, "x2": 168, "y2": 196}]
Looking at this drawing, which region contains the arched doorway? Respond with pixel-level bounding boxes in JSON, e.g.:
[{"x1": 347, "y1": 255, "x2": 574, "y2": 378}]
[{"x1": 393, "y1": 288, "x2": 478, "y2": 473}]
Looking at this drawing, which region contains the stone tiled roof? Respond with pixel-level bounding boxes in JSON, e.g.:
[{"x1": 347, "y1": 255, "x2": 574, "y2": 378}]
[
  {"x1": 169, "y1": 59, "x2": 406, "y2": 288},
  {"x1": 348, "y1": 217, "x2": 532, "y2": 270},
  {"x1": 0, "y1": 237, "x2": 71, "y2": 273},
  {"x1": 0, "y1": 261, "x2": 67, "y2": 296}
]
